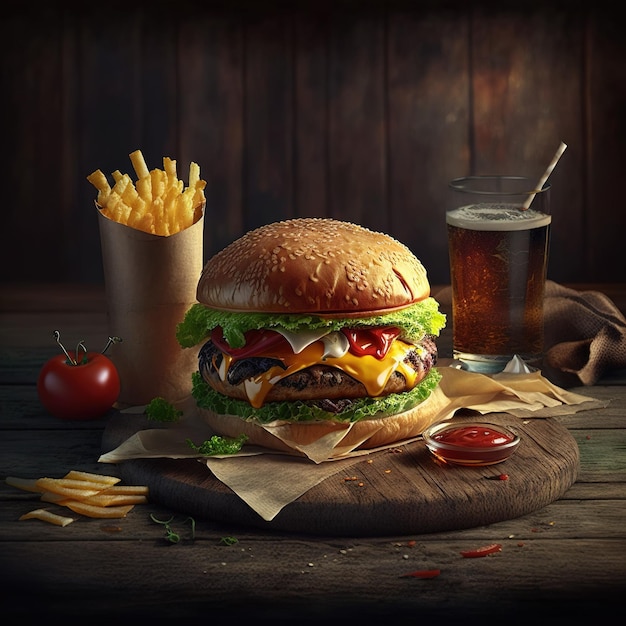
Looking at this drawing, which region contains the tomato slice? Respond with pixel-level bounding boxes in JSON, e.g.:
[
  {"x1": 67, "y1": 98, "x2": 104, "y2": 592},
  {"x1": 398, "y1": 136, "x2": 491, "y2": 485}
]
[
  {"x1": 210, "y1": 325, "x2": 402, "y2": 360},
  {"x1": 211, "y1": 327, "x2": 289, "y2": 358},
  {"x1": 341, "y1": 327, "x2": 401, "y2": 359}
]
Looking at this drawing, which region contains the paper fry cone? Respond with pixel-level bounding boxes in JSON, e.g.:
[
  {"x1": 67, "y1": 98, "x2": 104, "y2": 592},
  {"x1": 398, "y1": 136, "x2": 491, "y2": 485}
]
[{"x1": 97, "y1": 206, "x2": 204, "y2": 406}]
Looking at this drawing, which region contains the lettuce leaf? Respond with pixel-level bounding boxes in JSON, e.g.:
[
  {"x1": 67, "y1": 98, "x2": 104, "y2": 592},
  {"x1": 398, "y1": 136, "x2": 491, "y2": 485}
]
[
  {"x1": 177, "y1": 298, "x2": 446, "y2": 349},
  {"x1": 190, "y1": 368, "x2": 441, "y2": 424}
]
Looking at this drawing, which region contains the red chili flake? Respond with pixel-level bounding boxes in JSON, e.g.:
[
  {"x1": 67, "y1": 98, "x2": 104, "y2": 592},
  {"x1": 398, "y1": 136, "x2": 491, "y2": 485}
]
[
  {"x1": 407, "y1": 540, "x2": 416, "y2": 548},
  {"x1": 400, "y1": 569, "x2": 441, "y2": 579},
  {"x1": 486, "y1": 474, "x2": 509, "y2": 480},
  {"x1": 517, "y1": 542, "x2": 525, "y2": 547},
  {"x1": 586, "y1": 435, "x2": 591, "y2": 440},
  {"x1": 460, "y1": 543, "x2": 502, "y2": 558}
]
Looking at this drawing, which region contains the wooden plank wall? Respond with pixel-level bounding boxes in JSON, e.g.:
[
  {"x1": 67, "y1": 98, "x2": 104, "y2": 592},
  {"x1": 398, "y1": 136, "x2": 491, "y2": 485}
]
[{"x1": 1, "y1": 1, "x2": 624, "y2": 287}]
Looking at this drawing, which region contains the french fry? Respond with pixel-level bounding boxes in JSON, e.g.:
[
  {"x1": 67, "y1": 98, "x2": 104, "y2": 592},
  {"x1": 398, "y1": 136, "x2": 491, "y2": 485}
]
[
  {"x1": 87, "y1": 149, "x2": 206, "y2": 235},
  {"x1": 63, "y1": 470, "x2": 120, "y2": 485},
  {"x1": 64, "y1": 500, "x2": 134, "y2": 519},
  {"x1": 111, "y1": 172, "x2": 131, "y2": 197},
  {"x1": 118, "y1": 174, "x2": 140, "y2": 205},
  {"x1": 126, "y1": 197, "x2": 148, "y2": 230},
  {"x1": 151, "y1": 197, "x2": 166, "y2": 236},
  {"x1": 86, "y1": 169, "x2": 112, "y2": 206},
  {"x1": 35, "y1": 478, "x2": 106, "y2": 499},
  {"x1": 102, "y1": 192, "x2": 131, "y2": 225},
  {"x1": 6, "y1": 476, "x2": 44, "y2": 493},
  {"x1": 40, "y1": 491, "x2": 69, "y2": 504},
  {"x1": 74, "y1": 493, "x2": 148, "y2": 507},
  {"x1": 129, "y1": 149, "x2": 150, "y2": 179},
  {"x1": 19, "y1": 508, "x2": 74, "y2": 527},
  {"x1": 100, "y1": 484, "x2": 149, "y2": 496},
  {"x1": 87, "y1": 169, "x2": 110, "y2": 191},
  {"x1": 188, "y1": 161, "x2": 200, "y2": 190},
  {"x1": 135, "y1": 173, "x2": 153, "y2": 205},
  {"x1": 37, "y1": 477, "x2": 117, "y2": 491},
  {"x1": 177, "y1": 187, "x2": 196, "y2": 232},
  {"x1": 41, "y1": 488, "x2": 147, "y2": 507},
  {"x1": 163, "y1": 156, "x2": 178, "y2": 181},
  {"x1": 150, "y1": 168, "x2": 167, "y2": 201},
  {"x1": 134, "y1": 211, "x2": 154, "y2": 234}
]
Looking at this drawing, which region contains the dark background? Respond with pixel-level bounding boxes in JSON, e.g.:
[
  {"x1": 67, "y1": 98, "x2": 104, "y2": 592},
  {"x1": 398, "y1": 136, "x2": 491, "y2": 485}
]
[{"x1": 2, "y1": 0, "x2": 624, "y2": 287}]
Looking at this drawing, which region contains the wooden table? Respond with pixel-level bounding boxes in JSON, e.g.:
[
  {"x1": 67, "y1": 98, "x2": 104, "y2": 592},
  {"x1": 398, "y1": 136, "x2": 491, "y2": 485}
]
[{"x1": 2, "y1": 283, "x2": 625, "y2": 624}]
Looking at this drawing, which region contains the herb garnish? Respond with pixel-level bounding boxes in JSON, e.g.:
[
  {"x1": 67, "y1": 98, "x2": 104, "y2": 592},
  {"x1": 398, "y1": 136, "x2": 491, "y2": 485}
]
[
  {"x1": 150, "y1": 513, "x2": 196, "y2": 544},
  {"x1": 146, "y1": 397, "x2": 183, "y2": 422},
  {"x1": 186, "y1": 434, "x2": 248, "y2": 456}
]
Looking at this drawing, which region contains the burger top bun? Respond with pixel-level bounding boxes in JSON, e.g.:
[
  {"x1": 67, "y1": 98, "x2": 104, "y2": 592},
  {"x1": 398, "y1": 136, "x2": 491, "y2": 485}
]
[{"x1": 196, "y1": 218, "x2": 430, "y2": 316}]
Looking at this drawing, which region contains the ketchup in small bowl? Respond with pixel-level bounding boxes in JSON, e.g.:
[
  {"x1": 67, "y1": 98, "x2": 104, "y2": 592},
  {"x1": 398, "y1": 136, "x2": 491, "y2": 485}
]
[{"x1": 422, "y1": 422, "x2": 520, "y2": 466}]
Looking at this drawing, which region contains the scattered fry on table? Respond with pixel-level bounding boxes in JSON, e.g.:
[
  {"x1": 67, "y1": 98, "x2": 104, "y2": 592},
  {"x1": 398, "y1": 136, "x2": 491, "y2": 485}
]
[
  {"x1": 64, "y1": 501, "x2": 134, "y2": 519},
  {"x1": 19, "y1": 508, "x2": 75, "y2": 527},
  {"x1": 5, "y1": 476, "x2": 43, "y2": 493},
  {"x1": 7, "y1": 471, "x2": 149, "y2": 523},
  {"x1": 63, "y1": 470, "x2": 120, "y2": 486}
]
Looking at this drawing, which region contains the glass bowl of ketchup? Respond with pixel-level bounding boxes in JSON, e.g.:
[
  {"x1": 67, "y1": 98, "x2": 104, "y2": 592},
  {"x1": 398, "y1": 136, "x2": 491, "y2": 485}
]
[{"x1": 422, "y1": 422, "x2": 520, "y2": 466}]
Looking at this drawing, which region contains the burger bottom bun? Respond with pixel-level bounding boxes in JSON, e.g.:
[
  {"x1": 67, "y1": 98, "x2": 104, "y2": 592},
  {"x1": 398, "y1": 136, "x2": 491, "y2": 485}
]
[{"x1": 197, "y1": 386, "x2": 449, "y2": 456}]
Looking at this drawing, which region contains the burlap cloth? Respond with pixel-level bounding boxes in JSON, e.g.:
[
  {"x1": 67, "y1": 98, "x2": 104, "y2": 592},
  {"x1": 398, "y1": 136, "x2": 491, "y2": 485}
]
[
  {"x1": 544, "y1": 282, "x2": 626, "y2": 384},
  {"x1": 435, "y1": 281, "x2": 626, "y2": 387}
]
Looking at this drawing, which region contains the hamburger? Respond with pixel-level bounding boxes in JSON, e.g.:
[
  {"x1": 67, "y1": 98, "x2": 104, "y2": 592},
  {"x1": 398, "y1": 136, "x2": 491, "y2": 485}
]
[{"x1": 176, "y1": 218, "x2": 446, "y2": 454}]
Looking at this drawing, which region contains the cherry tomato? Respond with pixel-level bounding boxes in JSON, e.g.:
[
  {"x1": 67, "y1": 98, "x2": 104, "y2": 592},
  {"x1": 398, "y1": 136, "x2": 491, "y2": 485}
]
[{"x1": 37, "y1": 351, "x2": 120, "y2": 420}]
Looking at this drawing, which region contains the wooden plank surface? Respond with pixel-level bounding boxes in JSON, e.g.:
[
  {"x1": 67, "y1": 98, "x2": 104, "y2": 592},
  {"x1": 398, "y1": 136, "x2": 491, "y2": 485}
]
[
  {"x1": 2, "y1": 537, "x2": 625, "y2": 623},
  {"x1": 470, "y1": 6, "x2": 585, "y2": 282},
  {"x1": 387, "y1": 8, "x2": 469, "y2": 280},
  {"x1": 586, "y1": 8, "x2": 626, "y2": 281},
  {"x1": 245, "y1": 13, "x2": 295, "y2": 231},
  {"x1": 4, "y1": 2, "x2": 625, "y2": 287},
  {"x1": 328, "y1": 12, "x2": 387, "y2": 232},
  {"x1": 179, "y1": 12, "x2": 245, "y2": 256},
  {"x1": 294, "y1": 13, "x2": 330, "y2": 219}
]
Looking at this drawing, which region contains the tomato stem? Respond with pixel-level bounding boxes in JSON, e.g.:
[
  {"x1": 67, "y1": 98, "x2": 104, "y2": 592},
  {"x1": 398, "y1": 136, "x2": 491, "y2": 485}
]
[
  {"x1": 54, "y1": 330, "x2": 77, "y2": 365},
  {"x1": 76, "y1": 340, "x2": 87, "y2": 364},
  {"x1": 102, "y1": 336, "x2": 122, "y2": 354},
  {"x1": 53, "y1": 330, "x2": 122, "y2": 365}
]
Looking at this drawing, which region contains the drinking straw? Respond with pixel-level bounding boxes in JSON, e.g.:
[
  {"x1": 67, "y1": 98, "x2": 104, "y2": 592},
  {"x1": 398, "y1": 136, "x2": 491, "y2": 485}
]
[{"x1": 522, "y1": 141, "x2": 568, "y2": 210}]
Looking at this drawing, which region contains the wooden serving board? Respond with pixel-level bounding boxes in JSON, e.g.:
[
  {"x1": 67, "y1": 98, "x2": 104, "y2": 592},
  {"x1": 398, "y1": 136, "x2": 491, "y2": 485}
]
[{"x1": 102, "y1": 412, "x2": 579, "y2": 537}]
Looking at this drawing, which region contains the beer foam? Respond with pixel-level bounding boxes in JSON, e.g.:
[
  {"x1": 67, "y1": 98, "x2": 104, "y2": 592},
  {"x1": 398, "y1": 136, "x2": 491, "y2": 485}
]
[{"x1": 446, "y1": 203, "x2": 551, "y2": 231}]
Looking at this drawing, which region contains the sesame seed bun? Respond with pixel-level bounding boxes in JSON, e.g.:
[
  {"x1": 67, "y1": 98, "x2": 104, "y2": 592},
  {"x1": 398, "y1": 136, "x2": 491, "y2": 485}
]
[{"x1": 196, "y1": 218, "x2": 430, "y2": 316}]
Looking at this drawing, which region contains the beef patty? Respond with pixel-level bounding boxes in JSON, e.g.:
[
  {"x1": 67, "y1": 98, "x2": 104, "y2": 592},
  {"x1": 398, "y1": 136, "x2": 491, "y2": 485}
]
[{"x1": 198, "y1": 335, "x2": 437, "y2": 406}]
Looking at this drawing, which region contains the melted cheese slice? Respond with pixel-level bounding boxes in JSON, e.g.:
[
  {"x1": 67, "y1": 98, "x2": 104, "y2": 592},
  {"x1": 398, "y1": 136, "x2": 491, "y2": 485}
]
[{"x1": 216, "y1": 338, "x2": 419, "y2": 409}]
